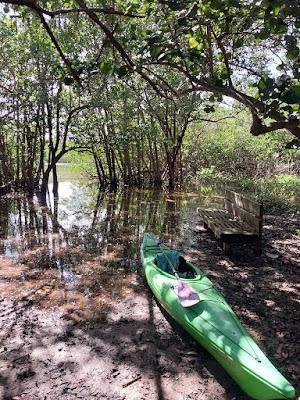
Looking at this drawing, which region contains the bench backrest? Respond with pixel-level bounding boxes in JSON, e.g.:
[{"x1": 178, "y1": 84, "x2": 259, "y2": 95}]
[{"x1": 224, "y1": 189, "x2": 263, "y2": 234}]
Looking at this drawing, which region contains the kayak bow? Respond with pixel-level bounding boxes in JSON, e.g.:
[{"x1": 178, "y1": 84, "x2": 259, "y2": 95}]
[{"x1": 141, "y1": 233, "x2": 295, "y2": 400}]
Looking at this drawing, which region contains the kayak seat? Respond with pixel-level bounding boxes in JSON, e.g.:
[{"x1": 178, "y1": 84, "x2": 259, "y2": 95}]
[
  {"x1": 155, "y1": 251, "x2": 180, "y2": 274},
  {"x1": 155, "y1": 251, "x2": 196, "y2": 278}
]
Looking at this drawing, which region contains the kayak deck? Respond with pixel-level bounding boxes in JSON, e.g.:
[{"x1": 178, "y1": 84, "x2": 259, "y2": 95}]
[{"x1": 141, "y1": 234, "x2": 295, "y2": 400}]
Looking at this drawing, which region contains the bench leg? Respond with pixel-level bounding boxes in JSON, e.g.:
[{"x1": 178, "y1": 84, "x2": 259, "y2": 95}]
[
  {"x1": 222, "y1": 240, "x2": 231, "y2": 255},
  {"x1": 203, "y1": 222, "x2": 208, "y2": 229},
  {"x1": 254, "y1": 237, "x2": 262, "y2": 256}
]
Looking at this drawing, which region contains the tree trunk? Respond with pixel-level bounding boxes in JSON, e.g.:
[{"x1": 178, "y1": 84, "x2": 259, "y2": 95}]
[
  {"x1": 167, "y1": 156, "x2": 176, "y2": 191},
  {"x1": 52, "y1": 165, "x2": 59, "y2": 198},
  {"x1": 40, "y1": 170, "x2": 50, "y2": 205}
]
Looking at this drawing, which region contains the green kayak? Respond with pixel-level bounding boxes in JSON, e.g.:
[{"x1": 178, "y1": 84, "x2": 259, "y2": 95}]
[{"x1": 141, "y1": 233, "x2": 295, "y2": 400}]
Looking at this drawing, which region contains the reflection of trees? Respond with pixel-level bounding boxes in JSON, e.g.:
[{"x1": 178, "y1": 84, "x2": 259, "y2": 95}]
[
  {"x1": 144, "y1": 190, "x2": 161, "y2": 233},
  {"x1": 162, "y1": 194, "x2": 181, "y2": 237},
  {"x1": 0, "y1": 198, "x2": 9, "y2": 254},
  {"x1": 121, "y1": 189, "x2": 131, "y2": 229},
  {"x1": 0, "y1": 189, "x2": 184, "y2": 266},
  {"x1": 106, "y1": 191, "x2": 118, "y2": 238},
  {"x1": 91, "y1": 191, "x2": 105, "y2": 230},
  {"x1": 53, "y1": 196, "x2": 59, "y2": 233},
  {"x1": 0, "y1": 196, "x2": 66, "y2": 257}
]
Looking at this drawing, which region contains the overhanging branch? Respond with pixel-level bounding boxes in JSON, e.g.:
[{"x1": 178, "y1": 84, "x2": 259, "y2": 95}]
[
  {"x1": 0, "y1": 1, "x2": 144, "y2": 18},
  {"x1": 37, "y1": 12, "x2": 82, "y2": 87}
]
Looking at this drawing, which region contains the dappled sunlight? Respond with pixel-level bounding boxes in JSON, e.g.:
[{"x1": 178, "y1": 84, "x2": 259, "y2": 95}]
[
  {"x1": 0, "y1": 292, "x2": 237, "y2": 400},
  {"x1": 0, "y1": 251, "x2": 143, "y2": 324},
  {"x1": 0, "y1": 187, "x2": 298, "y2": 399}
]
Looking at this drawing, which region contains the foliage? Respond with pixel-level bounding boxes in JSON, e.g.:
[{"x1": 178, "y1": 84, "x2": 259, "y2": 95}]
[
  {"x1": 194, "y1": 166, "x2": 227, "y2": 186},
  {"x1": 185, "y1": 107, "x2": 300, "y2": 180},
  {"x1": 241, "y1": 175, "x2": 300, "y2": 214},
  {"x1": 0, "y1": 1, "x2": 299, "y2": 200},
  {"x1": 194, "y1": 173, "x2": 300, "y2": 214},
  {"x1": 134, "y1": 0, "x2": 300, "y2": 138},
  {"x1": 1, "y1": 0, "x2": 300, "y2": 139}
]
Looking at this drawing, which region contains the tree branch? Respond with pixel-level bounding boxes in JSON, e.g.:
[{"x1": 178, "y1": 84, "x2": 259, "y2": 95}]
[
  {"x1": 250, "y1": 117, "x2": 300, "y2": 138},
  {"x1": 43, "y1": 7, "x2": 144, "y2": 18},
  {"x1": 210, "y1": 26, "x2": 233, "y2": 87},
  {"x1": 75, "y1": 0, "x2": 134, "y2": 69},
  {"x1": 36, "y1": 12, "x2": 82, "y2": 87},
  {"x1": 0, "y1": 1, "x2": 144, "y2": 18}
]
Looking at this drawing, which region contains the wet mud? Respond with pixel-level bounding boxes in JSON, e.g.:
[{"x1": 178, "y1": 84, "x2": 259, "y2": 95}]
[{"x1": 0, "y1": 188, "x2": 299, "y2": 400}]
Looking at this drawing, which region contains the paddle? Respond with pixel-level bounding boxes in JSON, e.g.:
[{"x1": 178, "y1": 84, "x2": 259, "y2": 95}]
[{"x1": 156, "y1": 240, "x2": 200, "y2": 307}]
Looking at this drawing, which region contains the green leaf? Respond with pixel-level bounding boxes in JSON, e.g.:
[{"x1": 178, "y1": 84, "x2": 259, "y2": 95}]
[
  {"x1": 99, "y1": 61, "x2": 114, "y2": 75},
  {"x1": 189, "y1": 37, "x2": 200, "y2": 49},
  {"x1": 285, "y1": 35, "x2": 300, "y2": 60},
  {"x1": 116, "y1": 65, "x2": 128, "y2": 78},
  {"x1": 235, "y1": 38, "x2": 244, "y2": 48},
  {"x1": 271, "y1": 19, "x2": 288, "y2": 34},
  {"x1": 257, "y1": 75, "x2": 274, "y2": 92},
  {"x1": 188, "y1": 48, "x2": 203, "y2": 62},
  {"x1": 168, "y1": 1, "x2": 183, "y2": 11},
  {"x1": 150, "y1": 45, "x2": 164, "y2": 59},
  {"x1": 255, "y1": 29, "x2": 269, "y2": 42},
  {"x1": 281, "y1": 84, "x2": 300, "y2": 104},
  {"x1": 272, "y1": 4, "x2": 281, "y2": 17},
  {"x1": 177, "y1": 17, "x2": 187, "y2": 27},
  {"x1": 287, "y1": 46, "x2": 300, "y2": 61},
  {"x1": 213, "y1": 78, "x2": 224, "y2": 87},
  {"x1": 53, "y1": 65, "x2": 66, "y2": 79},
  {"x1": 76, "y1": 64, "x2": 85, "y2": 75},
  {"x1": 264, "y1": 12, "x2": 288, "y2": 34},
  {"x1": 170, "y1": 48, "x2": 183, "y2": 57},
  {"x1": 204, "y1": 105, "x2": 215, "y2": 113}
]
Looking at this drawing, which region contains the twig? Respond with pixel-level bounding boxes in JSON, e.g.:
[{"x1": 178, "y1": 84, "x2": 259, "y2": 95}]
[{"x1": 122, "y1": 375, "x2": 142, "y2": 388}]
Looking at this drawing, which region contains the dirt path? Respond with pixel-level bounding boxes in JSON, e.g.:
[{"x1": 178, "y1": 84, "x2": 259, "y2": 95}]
[
  {"x1": 0, "y1": 289, "x2": 246, "y2": 400},
  {"x1": 0, "y1": 213, "x2": 299, "y2": 400}
]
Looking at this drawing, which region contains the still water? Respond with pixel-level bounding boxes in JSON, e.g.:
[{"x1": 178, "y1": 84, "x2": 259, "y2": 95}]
[
  {"x1": 0, "y1": 166, "x2": 221, "y2": 321},
  {"x1": 0, "y1": 185, "x2": 202, "y2": 261}
]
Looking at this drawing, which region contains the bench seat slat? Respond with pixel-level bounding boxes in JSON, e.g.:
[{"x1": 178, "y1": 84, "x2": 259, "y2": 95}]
[{"x1": 198, "y1": 207, "x2": 259, "y2": 238}]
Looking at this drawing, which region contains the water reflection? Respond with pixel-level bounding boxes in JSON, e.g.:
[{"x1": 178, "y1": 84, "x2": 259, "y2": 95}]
[
  {"x1": 0, "y1": 184, "x2": 205, "y2": 320},
  {"x1": 0, "y1": 186, "x2": 204, "y2": 310},
  {"x1": 0, "y1": 186, "x2": 217, "y2": 261}
]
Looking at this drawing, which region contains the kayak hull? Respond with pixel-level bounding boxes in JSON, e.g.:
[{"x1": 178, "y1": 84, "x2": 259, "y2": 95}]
[{"x1": 141, "y1": 234, "x2": 295, "y2": 400}]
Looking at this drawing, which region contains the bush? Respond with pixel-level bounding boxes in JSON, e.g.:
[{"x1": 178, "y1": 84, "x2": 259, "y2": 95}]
[
  {"x1": 249, "y1": 175, "x2": 300, "y2": 214},
  {"x1": 184, "y1": 108, "x2": 300, "y2": 180},
  {"x1": 192, "y1": 171, "x2": 300, "y2": 214},
  {"x1": 194, "y1": 166, "x2": 228, "y2": 186}
]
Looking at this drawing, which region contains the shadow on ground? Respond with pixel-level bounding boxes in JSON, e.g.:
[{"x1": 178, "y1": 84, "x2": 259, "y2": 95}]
[{"x1": 0, "y1": 190, "x2": 298, "y2": 400}]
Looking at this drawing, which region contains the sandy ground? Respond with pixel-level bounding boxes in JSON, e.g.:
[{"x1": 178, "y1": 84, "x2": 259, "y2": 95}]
[{"x1": 0, "y1": 213, "x2": 299, "y2": 400}]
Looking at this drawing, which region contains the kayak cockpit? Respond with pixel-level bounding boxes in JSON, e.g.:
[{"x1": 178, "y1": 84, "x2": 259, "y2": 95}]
[{"x1": 154, "y1": 250, "x2": 198, "y2": 279}]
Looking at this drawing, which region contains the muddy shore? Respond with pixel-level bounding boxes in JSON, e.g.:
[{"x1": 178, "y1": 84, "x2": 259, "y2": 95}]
[{"x1": 0, "y1": 202, "x2": 299, "y2": 400}]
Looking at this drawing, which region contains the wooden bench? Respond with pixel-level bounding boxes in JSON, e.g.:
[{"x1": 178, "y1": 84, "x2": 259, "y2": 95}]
[{"x1": 198, "y1": 189, "x2": 263, "y2": 254}]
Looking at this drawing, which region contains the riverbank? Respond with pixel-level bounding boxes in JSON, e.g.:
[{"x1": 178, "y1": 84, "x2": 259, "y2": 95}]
[{"x1": 0, "y1": 190, "x2": 298, "y2": 400}]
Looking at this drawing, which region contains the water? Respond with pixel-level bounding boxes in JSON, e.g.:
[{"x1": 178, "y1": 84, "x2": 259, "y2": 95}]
[
  {"x1": 0, "y1": 166, "x2": 221, "y2": 321},
  {"x1": 0, "y1": 186, "x2": 202, "y2": 261}
]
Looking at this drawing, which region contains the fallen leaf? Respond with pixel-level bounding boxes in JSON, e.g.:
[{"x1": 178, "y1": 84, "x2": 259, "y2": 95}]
[
  {"x1": 265, "y1": 252, "x2": 279, "y2": 259},
  {"x1": 182, "y1": 350, "x2": 198, "y2": 357}
]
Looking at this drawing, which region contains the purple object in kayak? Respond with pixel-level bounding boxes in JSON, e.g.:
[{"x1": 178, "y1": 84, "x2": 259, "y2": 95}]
[{"x1": 174, "y1": 280, "x2": 200, "y2": 307}]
